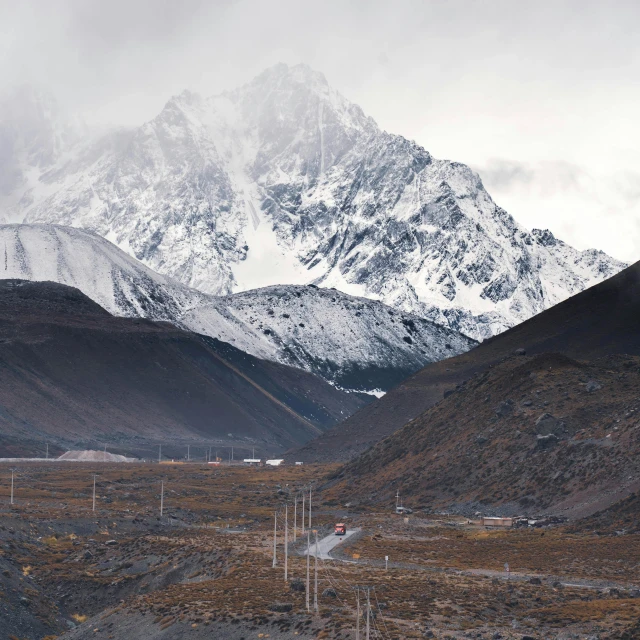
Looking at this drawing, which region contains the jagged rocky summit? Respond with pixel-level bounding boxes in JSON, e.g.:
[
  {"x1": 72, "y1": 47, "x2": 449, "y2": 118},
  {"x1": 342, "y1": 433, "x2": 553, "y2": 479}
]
[{"x1": 0, "y1": 65, "x2": 626, "y2": 340}]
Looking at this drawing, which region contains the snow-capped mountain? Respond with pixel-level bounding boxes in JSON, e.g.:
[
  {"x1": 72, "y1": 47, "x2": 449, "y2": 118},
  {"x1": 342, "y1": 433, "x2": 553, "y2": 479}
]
[
  {"x1": 184, "y1": 284, "x2": 475, "y2": 392},
  {"x1": 2, "y1": 65, "x2": 627, "y2": 340},
  {"x1": 0, "y1": 223, "x2": 474, "y2": 391},
  {"x1": 0, "y1": 223, "x2": 204, "y2": 319}
]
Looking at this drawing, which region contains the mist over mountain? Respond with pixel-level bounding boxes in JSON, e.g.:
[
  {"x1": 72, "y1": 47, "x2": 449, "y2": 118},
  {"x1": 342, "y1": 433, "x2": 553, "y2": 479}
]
[{"x1": 0, "y1": 64, "x2": 625, "y2": 342}]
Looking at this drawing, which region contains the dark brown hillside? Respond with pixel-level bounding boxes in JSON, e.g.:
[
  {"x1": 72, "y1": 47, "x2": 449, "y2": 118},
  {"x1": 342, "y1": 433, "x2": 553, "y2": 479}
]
[
  {"x1": 290, "y1": 259, "x2": 640, "y2": 463},
  {"x1": 324, "y1": 352, "x2": 640, "y2": 519},
  {"x1": 0, "y1": 280, "x2": 368, "y2": 456}
]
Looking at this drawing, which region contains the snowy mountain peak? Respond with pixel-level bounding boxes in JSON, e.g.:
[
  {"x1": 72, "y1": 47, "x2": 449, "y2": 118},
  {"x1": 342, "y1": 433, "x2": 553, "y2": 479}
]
[{"x1": 1, "y1": 67, "x2": 627, "y2": 340}]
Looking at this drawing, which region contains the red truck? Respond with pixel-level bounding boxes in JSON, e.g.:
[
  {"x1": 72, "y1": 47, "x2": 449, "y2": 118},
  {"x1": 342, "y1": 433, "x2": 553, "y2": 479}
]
[{"x1": 334, "y1": 523, "x2": 346, "y2": 536}]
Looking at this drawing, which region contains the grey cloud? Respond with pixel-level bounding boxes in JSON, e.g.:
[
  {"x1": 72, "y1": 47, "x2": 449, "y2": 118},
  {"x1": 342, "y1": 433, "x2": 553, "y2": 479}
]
[
  {"x1": 475, "y1": 160, "x2": 588, "y2": 197},
  {"x1": 0, "y1": 0, "x2": 638, "y2": 260}
]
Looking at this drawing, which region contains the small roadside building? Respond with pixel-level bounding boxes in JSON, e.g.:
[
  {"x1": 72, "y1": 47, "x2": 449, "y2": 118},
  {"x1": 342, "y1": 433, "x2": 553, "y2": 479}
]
[
  {"x1": 243, "y1": 458, "x2": 261, "y2": 465},
  {"x1": 481, "y1": 516, "x2": 513, "y2": 528},
  {"x1": 266, "y1": 459, "x2": 284, "y2": 466}
]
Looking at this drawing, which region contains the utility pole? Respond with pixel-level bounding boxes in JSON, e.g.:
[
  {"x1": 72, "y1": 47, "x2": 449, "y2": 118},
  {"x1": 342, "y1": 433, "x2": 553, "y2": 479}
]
[
  {"x1": 313, "y1": 529, "x2": 319, "y2": 612},
  {"x1": 187, "y1": 445, "x2": 190, "y2": 462},
  {"x1": 160, "y1": 481, "x2": 164, "y2": 516},
  {"x1": 231, "y1": 446, "x2": 234, "y2": 462},
  {"x1": 284, "y1": 504, "x2": 288, "y2": 581},
  {"x1": 293, "y1": 496, "x2": 297, "y2": 541},
  {"x1": 301, "y1": 491, "x2": 305, "y2": 534},
  {"x1": 103, "y1": 445, "x2": 107, "y2": 462},
  {"x1": 10, "y1": 469, "x2": 14, "y2": 505},
  {"x1": 45, "y1": 443, "x2": 48, "y2": 460},
  {"x1": 395, "y1": 489, "x2": 400, "y2": 511},
  {"x1": 158, "y1": 444, "x2": 162, "y2": 463},
  {"x1": 272, "y1": 510, "x2": 277, "y2": 567},
  {"x1": 92, "y1": 474, "x2": 96, "y2": 512},
  {"x1": 356, "y1": 587, "x2": 360, "y2": 640},
  {"x1": 308, "y1": 486, "x2": 312, "y2": 530},
  {"x1": 365, "y1": 588, "x2": 370, "y2": 640},
  {"x1": 306, "y1": 530, "x2": 310, "y2": 612}
]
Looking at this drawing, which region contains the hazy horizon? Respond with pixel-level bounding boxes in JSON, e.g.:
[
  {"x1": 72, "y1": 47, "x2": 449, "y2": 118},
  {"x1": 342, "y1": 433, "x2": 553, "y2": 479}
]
[{"x1": 1, "y1": 0, "x2": 638, "y2": 261}]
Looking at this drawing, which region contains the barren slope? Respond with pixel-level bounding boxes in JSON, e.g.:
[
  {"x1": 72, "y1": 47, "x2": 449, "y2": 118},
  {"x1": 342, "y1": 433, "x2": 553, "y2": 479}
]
[
  {"x1": 0, "y1": 280, "x2": 367, "y2": 456},
  {"x1": 290, "y1": 259, "x2": 640, "y2": 463},
  {"x1": 325, "y1": 352, "x2": 640, "y2": 518}
]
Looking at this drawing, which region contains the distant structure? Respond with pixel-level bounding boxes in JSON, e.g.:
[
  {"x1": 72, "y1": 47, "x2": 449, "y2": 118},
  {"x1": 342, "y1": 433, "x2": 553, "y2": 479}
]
[
  {"x1": 243, "y1": 458, "x2": 261, "y2": 465},
  {"x1": 58, "y1": 450, "x2": 136, "y2": 463},
  {"x1": 482, "y1": 516, "x2": 513, "y2": 528},
  {"x1": 265, "y1": 459, "x2": 284, "y2": 466},
  {"x1": 295, "y1": 461, "x2": 303, "y2": 465}
]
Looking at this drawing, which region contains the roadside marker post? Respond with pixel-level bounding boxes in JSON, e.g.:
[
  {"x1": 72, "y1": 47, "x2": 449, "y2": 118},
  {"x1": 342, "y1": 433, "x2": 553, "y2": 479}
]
[
  {"x1": 272, "y1": 510, "x2": 277, "y2": 567},
  {"x1": 385, "y1": 555, "x2": 389, "y2": 571}
]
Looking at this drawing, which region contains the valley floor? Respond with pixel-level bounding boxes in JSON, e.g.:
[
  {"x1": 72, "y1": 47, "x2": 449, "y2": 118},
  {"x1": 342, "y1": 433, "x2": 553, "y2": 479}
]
[{"x1": 0, "y1": 462, "x2": 638, "y2": 639}]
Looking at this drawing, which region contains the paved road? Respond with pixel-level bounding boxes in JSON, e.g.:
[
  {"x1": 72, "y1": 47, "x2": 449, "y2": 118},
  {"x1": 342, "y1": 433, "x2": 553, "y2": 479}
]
[{"x1": 304, "y1": 528, "x2": 360, "y2": 559}]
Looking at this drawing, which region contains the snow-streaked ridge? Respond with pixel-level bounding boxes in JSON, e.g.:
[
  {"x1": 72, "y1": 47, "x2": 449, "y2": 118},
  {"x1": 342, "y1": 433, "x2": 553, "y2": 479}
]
[
  {"x1": 1, "y1": 64, "x2": 627, "y2": 340},
  {"x1": 0, "y1": 223, "x2": 475, "y2": 392}
]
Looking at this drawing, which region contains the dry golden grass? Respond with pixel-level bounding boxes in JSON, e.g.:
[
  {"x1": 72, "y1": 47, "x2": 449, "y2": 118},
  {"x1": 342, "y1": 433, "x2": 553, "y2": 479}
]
[
  {"x1": 1, "y1": 462, "x2": 638, "y2": 638},
  {"x1": 346, "y1": 524, "x2": 640, "y2": 582}
]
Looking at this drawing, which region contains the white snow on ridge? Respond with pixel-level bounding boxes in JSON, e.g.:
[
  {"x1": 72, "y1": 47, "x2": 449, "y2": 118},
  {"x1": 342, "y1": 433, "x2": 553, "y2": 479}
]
[
  {"x1": 184, "y1": 284, "x2": 475, "y2": 389},
  {"x1": 0, "y1": 65, "x2": 627, "y2": 341},
  {"x1": 0, "y1": 223, "x2": 474, "y2": 392},
  {"x1": 0, "y1": 224, "x2": 204, "y2": 320}
]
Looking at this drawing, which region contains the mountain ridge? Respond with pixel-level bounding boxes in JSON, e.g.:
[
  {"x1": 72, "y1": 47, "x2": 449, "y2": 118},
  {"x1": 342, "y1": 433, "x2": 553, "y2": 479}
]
[
  {"x1": 0, "y1": 223, "x2": 475, "y2": 392},
  {"x1": 288, "y1": 258, "x2": 640, "y2": 464},
  {"x1": 1, "y1": 64, "x2": 626, "y2": 341},
  {"x1": 0, "y1": 278, "x2": 368, "y2": 457}
]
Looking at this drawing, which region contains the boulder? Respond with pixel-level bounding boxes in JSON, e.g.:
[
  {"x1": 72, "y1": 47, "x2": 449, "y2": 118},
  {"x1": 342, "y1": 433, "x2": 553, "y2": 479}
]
[
  {"x1": 536, "y1": 433, "x2": 559, "y2": 449},
  {"x1": 586, "y1": 380, "x2": 602, "y2": 392},
  {"x1": 322, "y1": 588, "x2": 337, "y2": 598},
  {"x1": 269, "y1": 602, "x2": 293, "y2": 612},
  {"x1": 514, "y1": 348, "x2": 527, "y2": 356},
  {"x1": 495, "y1": 400, "x2": 514, "y2": 417},
  {"x1": 290, "y1": 579, "x2": 305, "y2": 593},
  {"x1": 535, "y1": 413, "x2": 563, "y2": 436}
]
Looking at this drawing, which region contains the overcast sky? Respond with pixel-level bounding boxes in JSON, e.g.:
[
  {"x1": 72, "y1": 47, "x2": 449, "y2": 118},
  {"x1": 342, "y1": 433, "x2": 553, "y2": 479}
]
[{"x1": 1, "y1": 0, "x2": 639, "y2": 261}]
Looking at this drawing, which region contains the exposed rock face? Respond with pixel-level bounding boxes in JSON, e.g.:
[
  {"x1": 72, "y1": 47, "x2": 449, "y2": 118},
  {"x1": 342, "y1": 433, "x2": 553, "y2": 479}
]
[{"x1": 1, "y1": 66, "x2": 626, "y2": 341}]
